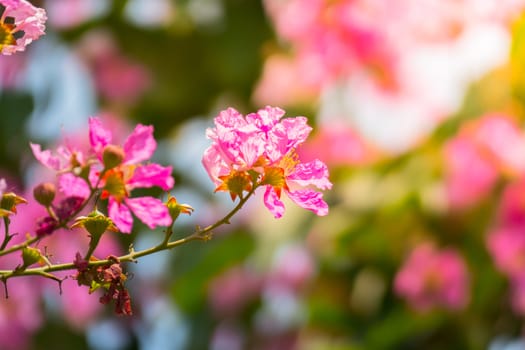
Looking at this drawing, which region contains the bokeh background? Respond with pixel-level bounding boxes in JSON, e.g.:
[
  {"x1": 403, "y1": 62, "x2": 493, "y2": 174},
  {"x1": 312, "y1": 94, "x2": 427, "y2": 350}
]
[{"x1": 3, "y1": 0, "x2": 525, "y2": 349}]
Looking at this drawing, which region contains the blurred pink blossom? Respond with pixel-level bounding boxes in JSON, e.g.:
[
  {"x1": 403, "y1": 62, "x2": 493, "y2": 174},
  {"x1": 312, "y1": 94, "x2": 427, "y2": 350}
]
[
  {"x1": 208, "y1": 266, "x2": 262, "y2": 317},
  {"x1": 253, "y1": 54, "x2": 324, "y2": 106},
  {"x1": 0, "y1": 279, "x2": 43, "y2": 350},
  {"x1": 443, "y1": 114, "x2": 525, "y2": 209},
  {"x1": 444, "y1": 136, "x2": 498, "y2": 209},
  {"x1": 487, "y1": 226, "x2": 525, "y2": 280},
  {"x1": 498, "y1": 176, "x2": 525, "y2": 228},
  {"x1": 76, "y1": 31, "x2": 151, "y2": 104},
  {"x1": 298, "y1": 123, "x2": 378, "y2": 167},
  {"x1": 264, "y1": 0, "x2": 398, "y2": 90},
  {"x1": 394, "y1": 243, "x2": 470, "y2": 311},
  {"x1": 93, "y1": 53, "x2": 151, "y2": 103},
  {"x1": 510, "y1": 276, "x2": 525, "y2": 316},
  {"x1": 45, "y1": 0, "x2": 105, "y2": 29},
  {"x1": 268, "y1": 245, "x2": 315, "y2": 292}
]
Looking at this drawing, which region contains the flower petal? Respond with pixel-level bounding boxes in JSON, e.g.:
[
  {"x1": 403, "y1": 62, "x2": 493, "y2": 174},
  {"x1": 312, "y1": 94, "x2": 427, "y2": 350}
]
[
  {"x1": 264, "y1": 186, "x2": 285, "y2": 218},
  {"x1": 89, "y1": 117, "x2": 112, "y2": 156},
  {"x1": 58, "y1": 173, "x2": 90, "y2": 199},
  {"x1": 108, "y1": 197, "x2": 133, "y2": 233},
  {"x1": 123, "y1": 124, "x2": 156, "y2": 164},
  {"x1": 288, "y1": 159, "x2": 332, "y2": 190},
  {"x1": 125, "y1": 196, "x2": 172, "y2": 229},
  {"x1": 128, "y1": 164, "x2": 174, "y2": 191},
  {"x1": 30, "y1": 143, "x2": 61, "y2": 170},
  {"x1": 286, "y1": 189, "x2": 329, "y2": 216}
]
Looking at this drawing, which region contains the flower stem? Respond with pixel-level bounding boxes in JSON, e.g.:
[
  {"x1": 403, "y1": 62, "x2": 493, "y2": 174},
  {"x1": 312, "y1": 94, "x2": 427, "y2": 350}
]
[{"x1": 0, "y1": 187, "x2": 257, "y2": 280}]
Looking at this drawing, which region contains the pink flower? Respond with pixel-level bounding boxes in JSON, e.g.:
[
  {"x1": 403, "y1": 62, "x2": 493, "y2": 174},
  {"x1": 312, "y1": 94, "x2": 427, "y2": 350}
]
[
  {"x1": 202, "y1": 106, "x2": 332, "y2": 218},
  {"x1": 298, "y1": 123, "x2": 378, "y2": 167},
  {"x1": 88, "y1": 117, "x2": 174, "y2": 233},
  {"x1": 0, "y1": 0, "x2": 47, "y2": 55},
  {"x1": 509, "y1": 276, "x2": 525, "y2": 316},
  {"x1": 394, "y1": 243, "x2": 470, "y2": 311},
  {"x1": 498, "y1": 176, "x2": 525, "y2": 228},
  {"x1": 208, "y1": 266, "x2": 261, "y2": 317},
  {"x1": 487, "y1": 226, "x2": 525, "y2": 279},
  {"x1": 444, "y1": 114, "x2": 525, "y2": 209},
  {"x1": 444, "y1": 136, "x2": 498, "y2": 209},
  {"x1": 30, "y1": 141, "x2": 87, "y2": 172},
  {"x1": 268, "y1": 245, "x2": 315, "y2": 292},
  {"x1": 45, "y1": 0, "x2": 104, "y2": 29}
]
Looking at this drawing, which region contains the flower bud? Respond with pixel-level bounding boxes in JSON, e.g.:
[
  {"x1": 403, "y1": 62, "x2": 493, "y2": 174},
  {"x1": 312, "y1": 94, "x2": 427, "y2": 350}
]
[
  {"x1": 21, "y1": 247, "x2": 43, "y2": 268},
  {"x1": 33, "y1": 182, "x2": 56, "y2": 207},
  {"x1": 102, "y1": 145, "x2": 126, "y2": 169},
  {"x1": 0, "y1": 192, "x2": 27, "y2": 214},
  {"x1": 72, "y1": 210, "x2": 118, "y2": 237},
  {"x1": 166, "y1": 195, "x2": 194, "y2": 222}
]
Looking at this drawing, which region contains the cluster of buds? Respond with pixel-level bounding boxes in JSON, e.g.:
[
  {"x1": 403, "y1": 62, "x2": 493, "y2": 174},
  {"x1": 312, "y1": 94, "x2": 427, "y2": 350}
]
[{"x1": 74, "y1": 254, "x2": 132, "y2": 316}]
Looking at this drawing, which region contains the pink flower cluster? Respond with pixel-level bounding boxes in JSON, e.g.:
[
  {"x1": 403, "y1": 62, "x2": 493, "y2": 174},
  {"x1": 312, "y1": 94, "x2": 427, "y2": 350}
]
[
  {"x1": 394, "y1": 243, "x2": 470, "y2": 312},
  {"x1": 202, "y1": 106, "x2": 332, "y2": 218},
  {"x1": 31, "y1": 116, "x2": 174, "y2": 233},
  {"x1": 0, "y1": 0, "x2": 47, "y2": 55},
  {"x1": 487, "y1": 176, "x2": 525, "y2": 315},
  {"x1": 444, "y1": 114, "x2": 525, "y2": 209}
]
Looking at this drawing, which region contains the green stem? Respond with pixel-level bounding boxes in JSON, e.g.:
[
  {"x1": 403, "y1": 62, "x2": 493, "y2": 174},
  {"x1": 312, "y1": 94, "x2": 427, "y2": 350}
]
[
  {"x1": 0, "y1": 236, "x2": 39, "y2": 257},
  {"x1": 0, "y1": 187, "x2": 257, "y2": 280},
  {"x1": 0, "y1": 217, "x2": 11, "y2": 251}
]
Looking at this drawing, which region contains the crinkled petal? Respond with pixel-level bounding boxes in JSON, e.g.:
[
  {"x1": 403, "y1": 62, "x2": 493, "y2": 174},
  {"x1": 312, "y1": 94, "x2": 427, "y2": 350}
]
[
  {"x1": 246, "y1": 106, "x2": 285, "y2": 132},
  {"x1": 128, "y1": 164, "x2": 174, "y2": 191},
  {"x1": 58, "y1": 173, "x2": 90, "y2": 199},
  {"x1": 108, "y1": 197, "x2": 133, "y2": 233},
  {"x1": 287, "y1": 189, "x2": 329, "y2": 216},
  {"x1": 89, "y1": 117, "x2": 112, "y2": 156},
  {"x1": 266, "y1": 117, "x2": 312, "y2": 162},
  {"x1": 125, "y1": 196, "x2": 172, "y2": 229},
  {"x1": 212, "y1": 107, "x2": 247, "y2": 130},
  {"x1": 288, "y1": 159, "x2": 332, "y2": 190},
  {"x1": 123, "y1": 124, "x2": 156, "y2": 164},
  {"x1": 30, "y1": 143, "x2": 62, "y2": 170},
  {"x1": 264, "y1": 186, "x2": 285, "y2": 218},
  {"x1": 202, "y1": 145, "x2": 230, "y2": 185}
]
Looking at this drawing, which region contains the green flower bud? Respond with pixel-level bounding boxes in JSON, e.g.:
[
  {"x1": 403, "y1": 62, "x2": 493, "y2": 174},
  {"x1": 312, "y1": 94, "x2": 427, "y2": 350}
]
[
  {"x1": 72, "y1": 210, "x2": 118, "y2": 237},
  {"x1": 21, "y1": 247, "x2": 43, "y2": 268},
  {"x1": 0, "y1": 192, "x2": 27, "y2": 215},
  {"x1": 166, "y1": 195, "x2": 194, "y2": 222}
]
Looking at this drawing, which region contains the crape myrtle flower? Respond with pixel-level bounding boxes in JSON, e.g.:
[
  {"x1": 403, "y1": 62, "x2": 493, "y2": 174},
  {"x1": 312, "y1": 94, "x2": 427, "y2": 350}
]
[
  {"x1": 394, "y1": 243, "x2": 470, "y2": 312},
  {"x1": 87, "y1": 117, "x2": 174, "y2": 233},
  {"x1": 0, "y1": 0, "x2": 47, "y2": 55},
  {"x1": 202, "y1": 106, "x2": 331, "y2": 218},
  {"x1": 30, "y1": 117, "x2": 174, "y2": 234}
]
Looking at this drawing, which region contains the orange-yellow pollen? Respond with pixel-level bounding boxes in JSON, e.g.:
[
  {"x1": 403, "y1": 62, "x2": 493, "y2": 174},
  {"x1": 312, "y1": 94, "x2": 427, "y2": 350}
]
[
  {"x1": 101, "y1": 168, "x2": 128, "y2": 202},
  {"x1": 278, "y1": 151, "x2": 299, "y2": 176},
  {"x1": 215, "y1": 170, "x2": 252, "y2": 201},
  {"x1": 262, "y1": 166, "x2": 288, "y2": 198},
  {"x1": 0, "y1": 21, "x2": 17, "y2": 49}
]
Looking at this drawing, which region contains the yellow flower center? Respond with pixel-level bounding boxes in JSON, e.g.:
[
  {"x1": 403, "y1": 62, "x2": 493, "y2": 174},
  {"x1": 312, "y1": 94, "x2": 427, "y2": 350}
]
[
  {"x1": 100, "y1": 167, "x2": 134, "y2": 202},
  {"x1": 0, "y1": 21, "x2": 17, "y2": 49}
]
